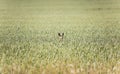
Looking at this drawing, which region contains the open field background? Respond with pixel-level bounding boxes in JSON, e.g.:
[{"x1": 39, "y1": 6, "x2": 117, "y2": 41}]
[{"x1": 0, "y1": 0, "x2": 120, "y2": 74}]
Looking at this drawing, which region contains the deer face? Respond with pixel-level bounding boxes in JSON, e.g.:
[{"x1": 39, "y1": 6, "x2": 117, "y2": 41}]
[{"x1": 58, "y1": 33, "x2": 64, "y2": 41}]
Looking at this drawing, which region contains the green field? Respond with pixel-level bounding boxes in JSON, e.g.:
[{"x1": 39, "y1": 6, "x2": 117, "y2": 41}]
[{"x1": 0, "y1": 0, "x2": 120, "y2": 74}]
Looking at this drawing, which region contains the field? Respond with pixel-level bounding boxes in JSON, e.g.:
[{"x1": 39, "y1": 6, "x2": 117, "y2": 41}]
[{"x1": 0, "y1": 0, "x2": 120, "y2": 74}]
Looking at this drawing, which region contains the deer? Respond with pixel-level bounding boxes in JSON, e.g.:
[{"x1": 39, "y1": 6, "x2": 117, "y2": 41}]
[{"x1": 58, "y1": 33, "x2": 64, "y2": 42}]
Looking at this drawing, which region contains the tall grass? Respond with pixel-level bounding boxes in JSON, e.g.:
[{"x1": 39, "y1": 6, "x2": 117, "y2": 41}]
[{"x1": 0, "y1": 0, "x2": 120, "y2": 73}]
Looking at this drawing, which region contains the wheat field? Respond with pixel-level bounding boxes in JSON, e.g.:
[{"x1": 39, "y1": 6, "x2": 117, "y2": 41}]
[{"x1": 0, "y1": 0, "x2": 120, "y2": 74}]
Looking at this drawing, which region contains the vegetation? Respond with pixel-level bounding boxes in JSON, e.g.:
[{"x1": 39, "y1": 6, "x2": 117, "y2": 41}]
[{"x1": 0, "y1": 0, "x2": 120, "y2": 74}]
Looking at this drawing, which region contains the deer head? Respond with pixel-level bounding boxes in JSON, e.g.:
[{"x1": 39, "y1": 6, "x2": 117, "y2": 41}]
[{"x1": 58, "y1": 33, "x2": 64, "y2": 41}]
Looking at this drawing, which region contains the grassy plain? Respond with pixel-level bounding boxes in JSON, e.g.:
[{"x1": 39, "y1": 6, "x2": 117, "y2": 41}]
[{"x1": 0, "y1": 0, "x2": 120, "y2": 74}]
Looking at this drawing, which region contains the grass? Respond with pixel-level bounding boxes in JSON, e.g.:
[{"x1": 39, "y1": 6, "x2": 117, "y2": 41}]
[{"x1": 0, "y1": 0, "x2": 120, "y2": 74}]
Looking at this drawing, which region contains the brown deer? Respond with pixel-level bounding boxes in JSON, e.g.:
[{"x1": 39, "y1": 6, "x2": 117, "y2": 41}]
[{"x1": 58, "y1": 33, "x2": 64, "y2": 41}]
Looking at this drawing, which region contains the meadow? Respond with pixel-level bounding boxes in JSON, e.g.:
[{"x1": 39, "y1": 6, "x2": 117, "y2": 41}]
[{"x1": 0, "y1": 0, "x2": 120, "y2": 74}]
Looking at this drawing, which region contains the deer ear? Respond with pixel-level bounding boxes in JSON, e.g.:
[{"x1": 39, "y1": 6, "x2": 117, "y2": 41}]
[
  {"x1": 58, "y1": 33, "x2": 60, "y2": 36},
  {"x1": 62, "y1": 33, "x2": 64, "y2": 36}
]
